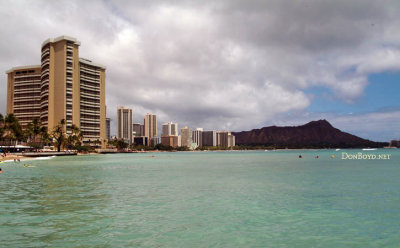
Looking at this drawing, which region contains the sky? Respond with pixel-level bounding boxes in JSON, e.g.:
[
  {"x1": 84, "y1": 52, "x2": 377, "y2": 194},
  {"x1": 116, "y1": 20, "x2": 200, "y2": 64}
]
[{"x1": 0, "y1": 0, "x2": 399, "y2": 142}]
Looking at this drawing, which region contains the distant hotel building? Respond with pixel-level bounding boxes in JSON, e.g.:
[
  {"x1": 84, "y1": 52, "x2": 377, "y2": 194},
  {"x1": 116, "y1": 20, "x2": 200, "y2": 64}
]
[
  {"x1": 117, "y1": 107, "x2": 132, "y2": 144},
  {"x1": 181, "y1": 126, "x2": 192, "y2": 148},
  {"x1": 132, "y1": 123, "x2": 144, "y2": 137},
  {"x1": 106, "y1": 118, "x2": 111, "y2": 140},
  {"x1": 162, "y1": 122, "x2": 178, "y2": 136},
  {"x1": 161, "y1": 135, "x2": 179, "y2": 148},
  {"x1": 144, "y1": 113, "x2": 157, "y2": 145},
  {"x1": 6, "y1": 66, "x2": 41, "y2": 127},
  {"x1": 160, "y1": 122, "x2": 178, "y2": 147},
  {"x1": 201, "y1": 130, "x2": 235, "y2": 148},
  {"x1": 217, "y1": 131, "x2": 235, "y2": 147},
  {"x1": 192, "y1": 128, "x2": 203, "y2": 148},
  {"x1": 6, "y1": 36, "x2": 106, "y2": 147},
  {"x1": 202, "y1": 131, "x2": 217, "y2": 146}
]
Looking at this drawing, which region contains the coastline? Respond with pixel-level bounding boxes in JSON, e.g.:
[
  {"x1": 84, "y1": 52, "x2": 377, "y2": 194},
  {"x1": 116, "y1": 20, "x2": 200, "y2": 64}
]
[{"x1": 0, "y1": 154, "x2": 30, "y2": 163}]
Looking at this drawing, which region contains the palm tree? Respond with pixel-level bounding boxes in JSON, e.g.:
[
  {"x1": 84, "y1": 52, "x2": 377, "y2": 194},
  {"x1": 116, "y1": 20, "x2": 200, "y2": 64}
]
[
  {"x1": 66, "y1": 124, "x2": 83, "y2": 150},
  {"x1": 2, "y1": 114, "x2": 23, "y2": 147},
  {"x1": 52, "y1": 119, "x2": 66, "y2": 152},
  {"x1": 26, "y1": 118, "x2": 48, "y2": 150}
]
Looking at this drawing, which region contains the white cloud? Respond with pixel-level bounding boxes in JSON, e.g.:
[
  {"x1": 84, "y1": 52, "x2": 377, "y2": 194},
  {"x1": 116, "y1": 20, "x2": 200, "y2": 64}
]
[{"x1": 0, "y1": 0, "x2": 399, "y2": 140}]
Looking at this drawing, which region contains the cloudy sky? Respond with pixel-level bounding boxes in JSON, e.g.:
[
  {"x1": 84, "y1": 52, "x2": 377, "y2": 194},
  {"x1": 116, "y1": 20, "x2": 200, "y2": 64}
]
[{"x1": 1, "y1": 0, "x2": 400, "y2": 141}]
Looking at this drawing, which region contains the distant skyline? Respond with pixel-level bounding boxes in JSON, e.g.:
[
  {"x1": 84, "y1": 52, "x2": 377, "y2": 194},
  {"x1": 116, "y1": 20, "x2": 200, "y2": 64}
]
[{"x1": 1, "y1": 0, "x2": 400, "y2": 141}]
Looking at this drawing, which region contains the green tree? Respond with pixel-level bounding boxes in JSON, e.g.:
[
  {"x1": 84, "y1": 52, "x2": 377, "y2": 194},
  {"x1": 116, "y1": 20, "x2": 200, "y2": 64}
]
[
  {"x1": 26, "y1": 118, "x2": 48, "y2": 150},
  {"x1": 66, "y1": 124, "x2": 83, "y2": 149},
  {"x1": 52, "y1": 119, "x2": 66, "y2": 152},
  {"x1": 116, "y1": 139, "x2": 128, "y2": 151},
  {"x1": 1, "y1": 114, "x2": 23, "y2": 147}
]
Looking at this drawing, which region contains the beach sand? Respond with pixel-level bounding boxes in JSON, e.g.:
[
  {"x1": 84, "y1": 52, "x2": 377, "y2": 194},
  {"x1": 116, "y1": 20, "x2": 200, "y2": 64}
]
[{"x1": 0, "y1": 154, "x2": 29, "y2": 163}]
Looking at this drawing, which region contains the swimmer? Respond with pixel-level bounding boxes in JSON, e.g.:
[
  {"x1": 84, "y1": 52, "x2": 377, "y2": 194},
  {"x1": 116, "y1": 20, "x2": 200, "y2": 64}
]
[
  {"x1": 298, "y1": 155, "x2": 302, "y2": 158},
  {"x1": 0, "y1": 168, "x2": 2, "y2": 174}
]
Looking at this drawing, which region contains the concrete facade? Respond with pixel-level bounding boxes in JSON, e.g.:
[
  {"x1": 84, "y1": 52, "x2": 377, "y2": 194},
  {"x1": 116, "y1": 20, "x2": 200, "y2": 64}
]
[
  {"x1": 6, "y1": 36, "x2": 106, "y2": 147},
  {"x1": 117, "y1": 107, "x2": 132, "y2": 144}
]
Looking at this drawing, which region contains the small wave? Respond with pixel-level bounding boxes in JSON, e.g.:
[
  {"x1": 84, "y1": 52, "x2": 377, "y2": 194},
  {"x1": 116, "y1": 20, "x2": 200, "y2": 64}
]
[{"x1": 32, "y1": 156, "x2": 55, "y2": 160}]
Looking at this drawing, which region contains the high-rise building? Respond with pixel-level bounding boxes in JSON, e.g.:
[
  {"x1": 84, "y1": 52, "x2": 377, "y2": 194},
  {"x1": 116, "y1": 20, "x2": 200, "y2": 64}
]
[
  {"x1": 161, "y1": 135, "x2": 179, "y2": 147},
  {"x1": 202, "y1": 131, "x2": 217, "y2": 146},
  {"x1": 6, "y1": 66, "x2": 41, "y2": 127},
  {"x1": 144, "y1": 113, "x2": 157, "y2": 140},
  {"x1": 171, "y1": 123, "x2": 178, "y2": 136},
  {"x1": 6, "y1": 36, "x2": 106, "y2": 147},
  {"x1": 192, "y1": 128, "x2": 203, "y2": 148},
  {"x1": 181, "y1": 126, "x2": 192, "y2": 148},
  {"x1": 217, "y1": 131, "x2": 228, "y2": 147},
  {"x1": 228, "y1": 132, "x2": 235, "y2": 147},
  {"x1": 117, "y1": 107, "x2": 132, "y2": 144},
  {"x1": 216, "y1": 131, "x2": 235, "y2": 148},
  {"x1": 133, "y1": 136, "x2": 148, "y2": 146},
  {"x1": 106, "y1": 118, "x2": 111, "y2": 140},
  {"x1": 162, "y1": 122, "x2": 178, "y2": 137},
  {"x1": 132, "y1": 123, "x2": 144, "y2": 137}
]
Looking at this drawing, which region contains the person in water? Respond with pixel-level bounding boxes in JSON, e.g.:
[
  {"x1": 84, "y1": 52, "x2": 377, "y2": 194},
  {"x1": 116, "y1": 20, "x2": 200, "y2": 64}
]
[
  {"x1": 299, "y1": 155, "x2": 302, "y2": 158},
  {"x1": 0, "y1": 168, "x2": 2, "y2": 174}
]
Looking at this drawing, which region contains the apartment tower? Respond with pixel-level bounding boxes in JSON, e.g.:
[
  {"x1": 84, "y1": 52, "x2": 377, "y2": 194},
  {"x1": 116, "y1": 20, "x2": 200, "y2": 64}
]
[
  {"x1": 7, "y1": 36, "x2": 106, "y2": 147},
  {"x1": 6, "y1": 66, "x2": 41, "y2": 127},
  {"x1": 162, "y1": 122, "x2": 178, "y2": 137},
  {"x1": 202, "y1": 131, "x2": 217, "y2": 146},
  {"x1": 192, "y1": 128, "x2": 203, "y2": 148},
  {"x1": 180, "y1": 126, "x2": 193, "y2": 148},
  {"x1": 106, "y1": 118, "x2": 111, "y2": 140},
  {"x1": 144, "y1": 113, "x2": 157, "y2": 139},
  {"x1": 117, "y1": 107, "x2": 132, "y2": 144}
]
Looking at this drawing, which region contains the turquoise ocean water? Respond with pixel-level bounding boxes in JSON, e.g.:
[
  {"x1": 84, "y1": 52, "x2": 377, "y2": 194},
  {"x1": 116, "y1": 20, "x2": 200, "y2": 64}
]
[{"x1": 0, "y1": 149, "x2": 399, "y2": 247}]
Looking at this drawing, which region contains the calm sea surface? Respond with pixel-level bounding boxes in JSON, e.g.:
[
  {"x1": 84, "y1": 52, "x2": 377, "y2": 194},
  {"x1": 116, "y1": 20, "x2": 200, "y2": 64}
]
[{"x1": 1, "y1": 149, "x2": 399, "y2": 247}]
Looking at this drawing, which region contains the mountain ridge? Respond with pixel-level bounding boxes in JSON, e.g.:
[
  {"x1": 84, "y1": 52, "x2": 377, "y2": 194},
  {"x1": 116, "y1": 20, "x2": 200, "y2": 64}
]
[{"x1": 232, "y1": 120, "x2": 387, "y2": 148}]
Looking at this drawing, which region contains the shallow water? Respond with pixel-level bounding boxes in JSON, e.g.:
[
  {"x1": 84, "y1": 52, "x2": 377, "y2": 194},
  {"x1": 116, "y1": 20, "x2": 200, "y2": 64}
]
[{"x1": 1, "y1": 149, "x2": 399, "y2": 247}]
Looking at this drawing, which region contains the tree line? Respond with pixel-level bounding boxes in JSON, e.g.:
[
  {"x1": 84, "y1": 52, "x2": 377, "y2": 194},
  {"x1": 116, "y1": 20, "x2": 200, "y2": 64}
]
[{"x1": 0, "y1": 113, "x2": 85, "y2": 152}]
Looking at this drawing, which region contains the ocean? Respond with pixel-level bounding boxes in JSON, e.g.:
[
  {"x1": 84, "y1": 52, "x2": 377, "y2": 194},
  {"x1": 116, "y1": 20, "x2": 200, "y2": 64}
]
[{"x1": 0, "y1": 149, "x2": 399, "y2": 247}]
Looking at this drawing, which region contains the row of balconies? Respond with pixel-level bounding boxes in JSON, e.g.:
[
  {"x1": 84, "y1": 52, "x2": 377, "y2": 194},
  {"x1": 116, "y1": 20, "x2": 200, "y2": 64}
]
[
  {"x1": 80, "y1": 76, "x2": 100, "y2": 84},
  {"x1": 14, "y1": 81, "x2": 41, "y2": 87},
  {"x1": 41, "y1": 57, "x2": 50, "y2": 67},
  {"x1": 41, "y1": 50, "x2": 50, "y2": 60},
  {"x1": 80, "y1": 108, "x2": 100, "y2": 114},
  {"x1": 80, "y1": 83, "x2": 100, "y2": 92},
  {"x1": 13, "y1": 104, "x2": 40, "y2": 109},
  {"x1": 14, "y1": 112, "x2": 40, "y2": 117},
  {"x1": 40, "y1": 101, "x2": 48, "y2": 109},
  {"x1": 14, "y1": 88, "x2": 41, "y2": 94},
  {"x1": 80, "y1": 65, "x2": 100, "y2": 73},
  {"x1": 80, "y1": 102, "x2": 100, "y2": 108},
  {"x1": 80, "y1": 94, "x2": 100, "y2": 102},
  {"x1": 41, "y1": 68, "x2": 49, "y2": 77},
  {"x1": 14, "y1": 74, "x2": 40, "y2": 80},
  {"x1": 13, "y1": 96, "x2": 41, "y2": 102}
]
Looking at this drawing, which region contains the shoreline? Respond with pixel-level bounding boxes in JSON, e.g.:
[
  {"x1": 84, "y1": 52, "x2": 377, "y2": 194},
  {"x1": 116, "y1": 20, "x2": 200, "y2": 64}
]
[
  {"x1": 1, "y1": 147, "x2": 395, "y2": 162},
  {"x1": 0, "y1": 155, "x2": 30, "y2": 163}
]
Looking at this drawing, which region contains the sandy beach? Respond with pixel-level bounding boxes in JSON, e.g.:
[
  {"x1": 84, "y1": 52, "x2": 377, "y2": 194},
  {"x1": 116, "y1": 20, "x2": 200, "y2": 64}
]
[{"x1": 0, "y1": 154, "x2": 29, "y2": 163}]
